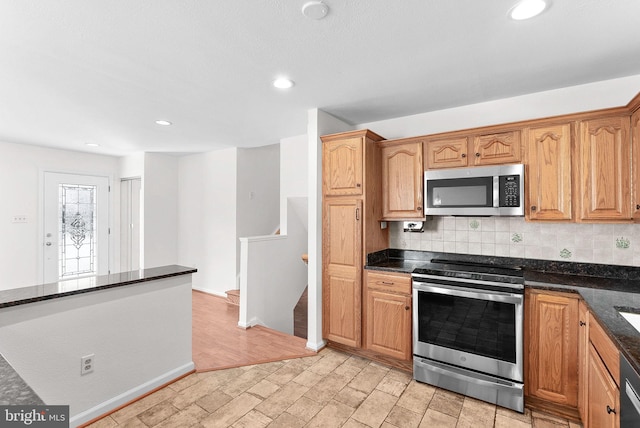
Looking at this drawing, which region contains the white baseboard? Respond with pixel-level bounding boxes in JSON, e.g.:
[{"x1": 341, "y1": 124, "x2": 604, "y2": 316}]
[{"x1": 69, "y1": 362, "x2": 195, "y2": 427}]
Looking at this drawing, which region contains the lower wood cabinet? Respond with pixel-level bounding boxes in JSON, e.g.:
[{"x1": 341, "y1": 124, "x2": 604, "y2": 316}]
[
  {"x1": 364, "y1": 271, "x2": 412, "y2": 361},
  {"x1": 526, "y1": 290, "x2": 579, "y2": 410},
  {"x1": 584, "y1": 312, "x2": 620, "y2": 428},
  {"x1": 587, "y1": 344, "x2": 619, "y2": 428}
]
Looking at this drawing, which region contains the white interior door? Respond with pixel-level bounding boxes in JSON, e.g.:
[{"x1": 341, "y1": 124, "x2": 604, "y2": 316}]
[{"x1": 43, "y1": 172, "x2": 110, "y2": 283}]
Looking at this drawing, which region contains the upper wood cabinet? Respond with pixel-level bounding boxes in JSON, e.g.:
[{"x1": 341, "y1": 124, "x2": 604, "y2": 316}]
[
  {"x1": 424, "y1": 136, "x2": 468, "y2": 169},
  {"x1": 380, "y1": 138, "x2": 424, "y2": 220},
  {"x1": 322, "y1": 136, "x2": 363, "y2": 196},
  {"x1": 632, "y1": 109, "x2": 640, "y2": 219},
  {"x1": 526, "y1": 290, "x2": 579, "y2": 410},
  {"x1": 578, "y1": 116, "x2": 631, "y2": 221},
  {"x1": 425, "y1": 130, "x2": 521, "y2": 169},
  {"x1": 525, "y1": 123, "x2": 574, "y2": 221},
  {"x1": 473, "y1": 130, "x2": 522, "y2": 166}
]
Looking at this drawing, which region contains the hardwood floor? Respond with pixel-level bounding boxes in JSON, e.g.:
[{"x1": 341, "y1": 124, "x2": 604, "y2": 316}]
[{"x1": 192, "y1": 290, "x2": 316, "y2": 372}]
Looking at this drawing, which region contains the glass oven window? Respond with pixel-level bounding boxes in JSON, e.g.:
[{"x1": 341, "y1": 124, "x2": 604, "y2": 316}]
[
  {"x1": 417, "y1": 291, "x2": 516, "y2": 363},
  {"x1": 426, "y1": 176, "x2": 493, "y2": 207}
]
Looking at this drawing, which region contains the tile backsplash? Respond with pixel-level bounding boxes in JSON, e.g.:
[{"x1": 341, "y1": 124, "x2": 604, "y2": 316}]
[{"x1": 389, "y1": 217, "x2": 640, "y2": 267}]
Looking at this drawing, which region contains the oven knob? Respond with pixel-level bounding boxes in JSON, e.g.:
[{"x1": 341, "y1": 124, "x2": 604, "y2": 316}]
[{"x1": 460, "y1": 356, "x2": 466, "y2": 362}]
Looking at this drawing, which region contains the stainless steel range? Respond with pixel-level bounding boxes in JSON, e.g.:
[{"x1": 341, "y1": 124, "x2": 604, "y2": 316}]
[{"x1": 412, "y1": 258, "x2": 524, "y2": 412}]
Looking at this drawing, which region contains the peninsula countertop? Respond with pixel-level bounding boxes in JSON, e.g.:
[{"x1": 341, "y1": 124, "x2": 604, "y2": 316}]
[
  {"x1": 0, "y1": 265, "x2": 197, "y2": 406},
  {"x1": 366, "y1": 249, "x2": 640, "y2": 375}
]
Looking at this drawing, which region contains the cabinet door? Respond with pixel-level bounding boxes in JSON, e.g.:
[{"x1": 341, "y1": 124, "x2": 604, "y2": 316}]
[
  {"x1": 578, "y1": 300, "x2": 590, "y2": 422},
  {"x1": 381, "y1": 141, "x2": 424, "y2": 219},
  {"x1": 322, "y1": 199, "x2": 362, "y2": 347},
  {"x1": 579, "y1": 117, "x2": 631, "y2": 221},
  {"x1": 424, "y1": 137, "x2": 469, "y2": 169},
  {"x1": 473, "y1": 130, "x2": 522, "y2": 165},
  {"x1": 587, "y1": 344, "x2": 620, "y2": 428},
  {"x1": 527, "y1": 291, "x2": 579, "y2": 407},
  {"x1": 366, "y1": 289, "x2": 412, "y2": 361},
  {"x1": 526, "y1": 124, "x2": 573, "y2": 221},
  {"x1": 323, "y1": 137, "x2": 363, "y2": 196},
  {"x1": 632, "y1": 110, "x2": 640, "y2": 219}
]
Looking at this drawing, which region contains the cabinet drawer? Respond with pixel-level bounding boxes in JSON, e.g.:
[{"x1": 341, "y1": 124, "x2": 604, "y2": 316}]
[
  {"x1": 365, "y1": 271, "x2": 411, "y2": 295},
  {"x1": 590, "y1": 315, "x2": 620, "y2": 385}
]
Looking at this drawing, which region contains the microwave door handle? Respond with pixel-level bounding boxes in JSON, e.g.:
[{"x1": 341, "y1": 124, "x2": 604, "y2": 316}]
[{"x1": 493, "y1": 176, "x2": 500, "y2": 207}]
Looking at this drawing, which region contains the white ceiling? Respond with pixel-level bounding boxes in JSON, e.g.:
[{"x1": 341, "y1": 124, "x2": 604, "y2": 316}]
[{"x1": 1, "y1": 0, "x2": 640, "y2": 156}]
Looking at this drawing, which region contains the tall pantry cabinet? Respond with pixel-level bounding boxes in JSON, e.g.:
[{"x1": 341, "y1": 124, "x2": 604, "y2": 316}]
[{"x1": 321, "y1": 130, "x2": 388, "y2": 347}]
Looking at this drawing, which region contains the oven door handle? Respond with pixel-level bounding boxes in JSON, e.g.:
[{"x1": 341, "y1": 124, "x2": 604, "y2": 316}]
[{"x1": 413, "y1": 282, "x2": 522, "y2": 305}]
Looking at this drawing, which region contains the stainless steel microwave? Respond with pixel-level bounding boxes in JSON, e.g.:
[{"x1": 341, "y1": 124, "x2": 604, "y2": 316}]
[{"x1": 424, "y1": 164, "x2": 524, "y2": 216}]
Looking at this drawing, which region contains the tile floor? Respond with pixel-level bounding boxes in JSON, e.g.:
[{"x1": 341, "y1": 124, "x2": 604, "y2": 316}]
[{"x1": 87, "y1": 348, "x2": 580, "y2": 428}]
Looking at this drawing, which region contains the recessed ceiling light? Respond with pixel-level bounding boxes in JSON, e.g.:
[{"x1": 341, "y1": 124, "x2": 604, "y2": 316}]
[
  {"x1": 510, "y1": 0, "x2": 547, "y2": 20},
  {"x1": 273, "y1": 78, "x2": 295, "y2": 89},
  {"x1": 302, "y1": 1, "x2": 329, "y2": 20},
  {"x1": 85, "y1": 143, "x2": 100, "y2": 147},
  {"x1": 155, "y1": 120, "x2": 172, "y2": 126}
]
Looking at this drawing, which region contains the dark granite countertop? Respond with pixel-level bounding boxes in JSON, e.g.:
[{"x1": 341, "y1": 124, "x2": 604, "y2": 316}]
[
  {"x1": 0, "y1": 264, "x2": 197, "y2": 309},
  {"x1": 366, "y1": 249, "x2": 640, "y2": 375},
  {"x1": 0, "y1": 264, "x2": 196, "y2": 405}
]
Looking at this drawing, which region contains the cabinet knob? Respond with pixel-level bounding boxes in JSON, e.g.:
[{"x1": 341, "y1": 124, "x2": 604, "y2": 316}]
[
  {"x1": 579, "y1": 320, "x2": 586, "y2": 327},
  {"x1": 636, "y1": 204, "x2": 640, "y2": 210},
  {"x1": 356, "y1": 183, "x2": 361, "y2": 188},
  {"x1": 607, "y1": 405, "x2": 616, "y2": 415},
  {"x1": 417, "y1": 206, "x2": 422, "y2": 211},
  {"x1": 531, "y1": 206, "x2": 537, "y2": 211},
  {"x1": 405, "y1": 306, "x2": 410, "y2": 311},
  {"x1": 461, "y1": 153, "x2": 466, "y2": 158},
  {"x1": 475, "y1": 153, "x2": 480, "y2": 157}
]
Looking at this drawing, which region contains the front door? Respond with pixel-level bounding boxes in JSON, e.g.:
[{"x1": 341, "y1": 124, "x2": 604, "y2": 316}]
[{"x1": 42, "y1": 172, "x2": 110, "y2": 283}]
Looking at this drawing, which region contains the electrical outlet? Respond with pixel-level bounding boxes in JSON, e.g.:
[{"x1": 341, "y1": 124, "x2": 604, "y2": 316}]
[{"x1": 81, "y1": 354, "x2": 94, "y2": 375}]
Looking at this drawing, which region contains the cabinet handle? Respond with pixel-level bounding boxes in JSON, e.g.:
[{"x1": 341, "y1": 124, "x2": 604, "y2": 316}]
[
  {"x1": 355, "y1": 208, "x2": 360, "y2": 221},
  {"x1": 356, "y1": 183, "x2": 361, "y2": 188},
  {"x1": 531, "y1": 206, "x2": 537, "y2": 211},
  {"x1": 378, "y1": 281, "x2": 394, "y2": 286},
  {"x1": 607, "y1": 405, "x2": 616, "y2": 414},
  {"x1": 636, "y1": 204, "x2": 640, "y2": 210},
  {"x1": 579, "y1": 320, "x2": 586, "y2": 327},
  {"x1": 461, "y1": 153, "x2": 466, "y2": 158},
  {"x1": 405, "y1": 306, "x2": 410, "y2": 310},
  {"x1": 475, "y1": 153, "x2": 480, "y2": 157}
]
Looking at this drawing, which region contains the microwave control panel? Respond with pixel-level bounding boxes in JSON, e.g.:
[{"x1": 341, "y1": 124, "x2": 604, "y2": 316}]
[{"x1": 499, "y1": 175, "x2": 521, "y2": 207}]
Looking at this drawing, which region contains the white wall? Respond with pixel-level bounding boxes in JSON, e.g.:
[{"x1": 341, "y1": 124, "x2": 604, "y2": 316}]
[
  {"x1": 0, "y1": 141, "x2": 120, "y2": 290},
  {"x1": 178, "y1": 149, "x2": 238, "y2": 295},
  {"x1": 239, "y1": 197, "x2": 308, "y2": 333},
  {"x1": 119, "y1": 153, "x2": 144, "y2": 179},
  {"x1": 142, "y1": 153, "x2": 179, "y2": 269},
  {"x1": 237, "y1": 144, "x2": 281, "y2": 268},
  {"x1": 280, "y1": 135, "x2": 308, "y2": 234},
  {"x1": 359, "y1": 74, "x2": 640, "y2": 140},
  {"x1": 0, "y1": 275, "x2": 193, "y2": 427},
  {"x1": 306, "y1": 109, "x2": 353, "y2": 351}
]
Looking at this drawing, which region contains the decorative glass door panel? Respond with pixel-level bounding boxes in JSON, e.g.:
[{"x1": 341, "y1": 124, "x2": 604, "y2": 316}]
[{"x1": 43, "y1": 172, "x2": 109, "y2": 283}]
